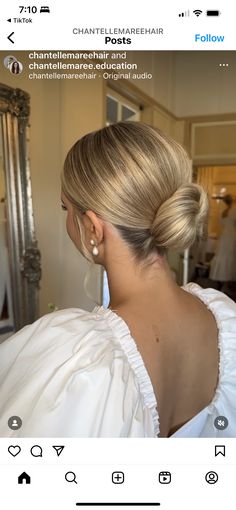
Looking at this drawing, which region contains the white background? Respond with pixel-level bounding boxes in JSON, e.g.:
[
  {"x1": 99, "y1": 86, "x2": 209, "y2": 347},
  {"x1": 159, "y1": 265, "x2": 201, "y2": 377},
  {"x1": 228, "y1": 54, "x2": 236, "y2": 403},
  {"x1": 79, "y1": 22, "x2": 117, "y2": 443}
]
[{"x1": 0, "y1": 0, "x2": 234, "y2": 50}]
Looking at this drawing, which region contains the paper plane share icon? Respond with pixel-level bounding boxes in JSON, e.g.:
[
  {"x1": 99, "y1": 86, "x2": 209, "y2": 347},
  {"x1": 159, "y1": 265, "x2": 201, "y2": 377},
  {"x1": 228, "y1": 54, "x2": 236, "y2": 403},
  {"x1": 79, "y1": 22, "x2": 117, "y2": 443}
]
[{"x1": 52, "y1": 445, "x2": 65, "y2": 457}]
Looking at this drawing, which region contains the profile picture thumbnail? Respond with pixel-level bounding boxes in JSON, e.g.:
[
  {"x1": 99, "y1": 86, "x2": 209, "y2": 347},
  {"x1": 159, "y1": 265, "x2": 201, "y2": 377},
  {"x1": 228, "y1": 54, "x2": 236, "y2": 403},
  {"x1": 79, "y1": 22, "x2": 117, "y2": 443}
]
[
  {"x1": 3, "y1": 55, "x2": 16, "y2": 69},
  {"x1": 10, "y1": 60, "x2": 23, "y2": 75},
  {"x1": 3, "y1": 55, "x2": 23, "y2": 75}
]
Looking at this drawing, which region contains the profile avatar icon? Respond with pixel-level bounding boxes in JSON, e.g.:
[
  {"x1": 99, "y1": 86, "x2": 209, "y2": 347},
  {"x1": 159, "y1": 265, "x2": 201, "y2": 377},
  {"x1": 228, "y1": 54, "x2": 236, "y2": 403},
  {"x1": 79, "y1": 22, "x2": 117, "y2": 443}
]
[
  {"x1": 3, "y1": 55, "x2": 16, "y2": 69},
  {"x1": 8, "y1": 415, "x2": 22, "y2": 430},
  {"x1": 3, "y1": 56, "x2": 23, "y2": 75},
  {"x1": 10, "y1": 60, "x2": 23, "y2": 75}
]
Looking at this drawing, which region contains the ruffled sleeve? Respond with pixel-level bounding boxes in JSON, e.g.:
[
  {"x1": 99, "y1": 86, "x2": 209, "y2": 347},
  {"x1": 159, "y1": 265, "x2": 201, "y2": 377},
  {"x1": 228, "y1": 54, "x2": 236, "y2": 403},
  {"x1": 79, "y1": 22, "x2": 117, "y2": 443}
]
[
  {"x1": 93, "y1": 306, "x2": 159, "y2": 437},
  {"x1": 183, "y1": 283, "x2": 236, "y2": 437},
  {"x1": 0, "y1": 307, "x2": 158, "y2": 437}
]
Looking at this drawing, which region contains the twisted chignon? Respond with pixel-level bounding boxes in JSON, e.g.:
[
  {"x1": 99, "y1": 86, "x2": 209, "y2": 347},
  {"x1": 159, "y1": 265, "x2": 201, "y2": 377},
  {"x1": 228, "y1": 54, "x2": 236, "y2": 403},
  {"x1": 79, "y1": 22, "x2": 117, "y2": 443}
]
[{"x1": 150, "y1": 183, "x2": 208, "y2": 251}]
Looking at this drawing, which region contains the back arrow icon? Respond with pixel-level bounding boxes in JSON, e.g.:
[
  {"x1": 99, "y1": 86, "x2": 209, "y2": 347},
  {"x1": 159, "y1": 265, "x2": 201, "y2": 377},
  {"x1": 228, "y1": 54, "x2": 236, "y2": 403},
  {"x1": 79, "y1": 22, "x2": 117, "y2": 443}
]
[{"x1": 7, "y1": 32, "x2": 14, "y2": 44}]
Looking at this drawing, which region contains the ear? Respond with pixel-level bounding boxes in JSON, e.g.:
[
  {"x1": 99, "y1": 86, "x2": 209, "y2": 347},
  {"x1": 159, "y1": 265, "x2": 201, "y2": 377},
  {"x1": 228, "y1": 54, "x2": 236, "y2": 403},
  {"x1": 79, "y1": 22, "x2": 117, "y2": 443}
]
[{"x1": 82, "y1": 210, "x2": 104, "y2": 244}]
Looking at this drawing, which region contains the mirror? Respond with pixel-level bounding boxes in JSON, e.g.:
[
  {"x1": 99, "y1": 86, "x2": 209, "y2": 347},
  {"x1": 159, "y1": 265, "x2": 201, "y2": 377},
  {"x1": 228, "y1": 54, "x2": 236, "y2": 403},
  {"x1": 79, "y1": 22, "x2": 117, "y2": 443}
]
[
  {"x1": 0, "y1": 120, "x2": 14, "y2": 331},
  {"x1": 0, "y1": 83, "x2": 41, "y2": 337}
]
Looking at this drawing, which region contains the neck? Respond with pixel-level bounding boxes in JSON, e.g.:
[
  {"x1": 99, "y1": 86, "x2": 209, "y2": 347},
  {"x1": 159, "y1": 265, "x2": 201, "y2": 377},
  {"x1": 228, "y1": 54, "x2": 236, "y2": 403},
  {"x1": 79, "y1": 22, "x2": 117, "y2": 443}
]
[
  {"x1": 101, "y1": 223, "x2": 183, "y2": 313},
  {"x1": 105, "y1": 254, "x2": 180, "y2": 311}
]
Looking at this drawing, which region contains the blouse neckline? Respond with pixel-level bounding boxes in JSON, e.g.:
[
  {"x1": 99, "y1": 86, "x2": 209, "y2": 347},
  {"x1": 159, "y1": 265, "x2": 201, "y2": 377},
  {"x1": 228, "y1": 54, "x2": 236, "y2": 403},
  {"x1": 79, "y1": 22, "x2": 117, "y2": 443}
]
[
  {"x1": 92, "y1": 282, "x2": 222, "y2": 437},
  {"x1": 92, "y1": 302, "x2": 160, "y2": 436}
]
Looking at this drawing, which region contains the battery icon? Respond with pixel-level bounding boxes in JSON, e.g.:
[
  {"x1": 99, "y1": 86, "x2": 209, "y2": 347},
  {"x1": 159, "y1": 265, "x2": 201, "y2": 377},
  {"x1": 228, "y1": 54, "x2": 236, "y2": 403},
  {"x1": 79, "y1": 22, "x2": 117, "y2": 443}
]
[{"x1": 206, "y1": 10, "x2": 220, "y2": 16}]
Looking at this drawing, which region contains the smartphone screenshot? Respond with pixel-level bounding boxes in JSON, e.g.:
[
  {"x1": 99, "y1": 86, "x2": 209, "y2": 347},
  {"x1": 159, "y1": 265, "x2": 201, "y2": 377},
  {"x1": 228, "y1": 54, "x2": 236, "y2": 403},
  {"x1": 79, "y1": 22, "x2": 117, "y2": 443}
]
[{"x1": 0, "y1": 1, "x2": 235, "y2": 508}]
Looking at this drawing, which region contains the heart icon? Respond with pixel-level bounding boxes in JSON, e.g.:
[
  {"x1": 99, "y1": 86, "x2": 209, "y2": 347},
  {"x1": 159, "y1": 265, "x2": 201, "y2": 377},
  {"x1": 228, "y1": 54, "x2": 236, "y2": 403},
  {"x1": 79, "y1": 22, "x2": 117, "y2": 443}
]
[{"x1": 8, "y1": 445, "x2": 21, "y2": 457}]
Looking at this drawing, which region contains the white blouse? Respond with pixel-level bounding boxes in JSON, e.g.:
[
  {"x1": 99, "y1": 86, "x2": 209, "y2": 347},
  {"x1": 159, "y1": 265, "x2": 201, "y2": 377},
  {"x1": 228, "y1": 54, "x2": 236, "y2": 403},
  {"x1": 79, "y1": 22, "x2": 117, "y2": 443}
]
[{"x1": 0, "y1": 282, "x2": 235, "y2": 437}]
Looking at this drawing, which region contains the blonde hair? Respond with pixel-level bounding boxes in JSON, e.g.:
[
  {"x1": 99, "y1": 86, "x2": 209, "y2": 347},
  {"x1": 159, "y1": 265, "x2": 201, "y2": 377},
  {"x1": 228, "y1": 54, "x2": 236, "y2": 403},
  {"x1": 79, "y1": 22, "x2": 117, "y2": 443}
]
[{"x1": 61, "y1": 121, "x2": 208, "y2": 268}]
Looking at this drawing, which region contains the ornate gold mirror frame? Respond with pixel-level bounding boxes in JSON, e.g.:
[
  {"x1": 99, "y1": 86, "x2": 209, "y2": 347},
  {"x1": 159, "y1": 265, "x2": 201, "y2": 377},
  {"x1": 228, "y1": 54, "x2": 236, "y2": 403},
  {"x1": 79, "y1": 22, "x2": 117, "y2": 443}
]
[{"x1": 0, "y1": 83, "x2": 41, "y2": 334}]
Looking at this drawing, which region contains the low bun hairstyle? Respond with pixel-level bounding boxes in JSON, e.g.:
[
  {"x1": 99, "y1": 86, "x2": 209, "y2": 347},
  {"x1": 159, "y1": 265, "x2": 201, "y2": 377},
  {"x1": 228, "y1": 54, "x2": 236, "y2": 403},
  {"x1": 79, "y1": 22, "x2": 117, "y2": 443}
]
[
  {"x1": 150, "y1": 183, "x2": 208, "y2": 251},
  {"x1": 61, "y1": 121, "x2": 208, "y2": 266}
]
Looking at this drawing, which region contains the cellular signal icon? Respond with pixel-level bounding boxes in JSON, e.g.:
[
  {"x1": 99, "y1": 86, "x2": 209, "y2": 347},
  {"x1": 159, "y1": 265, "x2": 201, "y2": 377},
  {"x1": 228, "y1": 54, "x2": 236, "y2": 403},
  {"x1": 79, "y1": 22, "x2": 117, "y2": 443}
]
[
  {"x1": 193, "y1": 9, "x2": 203, "y2": 16},
  {"x1": 178, "y1": 10, "x2": 190, "y2": 17}
]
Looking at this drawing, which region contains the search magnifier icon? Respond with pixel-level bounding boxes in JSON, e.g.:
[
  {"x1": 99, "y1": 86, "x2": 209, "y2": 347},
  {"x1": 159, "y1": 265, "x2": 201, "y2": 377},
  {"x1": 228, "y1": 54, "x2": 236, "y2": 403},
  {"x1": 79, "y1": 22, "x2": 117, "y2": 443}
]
[{"x1": 65, "y1": 471, "x2": 77, "y2": 484}]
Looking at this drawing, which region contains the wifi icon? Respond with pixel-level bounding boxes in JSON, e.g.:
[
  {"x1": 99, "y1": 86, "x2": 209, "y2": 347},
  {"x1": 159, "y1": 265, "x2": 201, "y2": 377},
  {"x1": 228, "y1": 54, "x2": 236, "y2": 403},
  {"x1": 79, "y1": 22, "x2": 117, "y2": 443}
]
[{"x1": 193, "y1": 9, "x2": 203, "y2": 16}]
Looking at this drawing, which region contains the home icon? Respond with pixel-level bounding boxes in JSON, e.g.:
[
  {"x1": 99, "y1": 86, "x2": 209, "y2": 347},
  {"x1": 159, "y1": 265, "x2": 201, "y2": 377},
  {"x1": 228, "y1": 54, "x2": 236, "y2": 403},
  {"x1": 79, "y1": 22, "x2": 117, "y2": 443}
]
[{"x1": 18, "y1": 472, "x2": 31, "y2": 484}]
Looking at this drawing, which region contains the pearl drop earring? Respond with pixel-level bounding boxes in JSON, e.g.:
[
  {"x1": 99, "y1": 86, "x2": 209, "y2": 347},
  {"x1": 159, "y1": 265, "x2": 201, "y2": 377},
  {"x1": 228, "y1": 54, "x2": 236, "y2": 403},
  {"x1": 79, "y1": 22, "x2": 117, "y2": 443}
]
[{"x1": 90, "y1": 239, "x2": 99, "y2": 256}]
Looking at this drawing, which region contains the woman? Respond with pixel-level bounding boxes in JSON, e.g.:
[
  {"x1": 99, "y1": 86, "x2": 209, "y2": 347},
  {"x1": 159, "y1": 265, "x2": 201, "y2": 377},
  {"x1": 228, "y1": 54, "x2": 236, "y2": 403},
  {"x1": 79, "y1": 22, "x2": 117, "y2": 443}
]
[
  {"x1": 210, "y1": 194, "x2": 236, "y2": 289},
  {"x1": 0, "y1": 122, "x2": 235, "y2": 437},
  {"x1": 10, "y1": 61, "x2": 20, "y2": 75}
]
